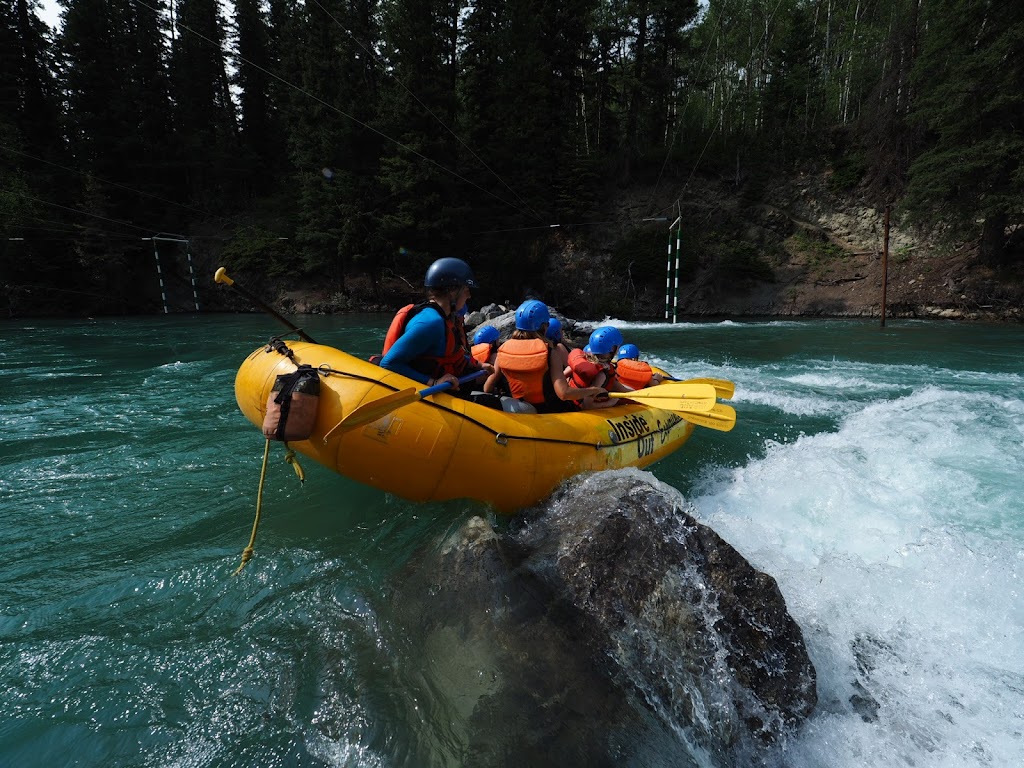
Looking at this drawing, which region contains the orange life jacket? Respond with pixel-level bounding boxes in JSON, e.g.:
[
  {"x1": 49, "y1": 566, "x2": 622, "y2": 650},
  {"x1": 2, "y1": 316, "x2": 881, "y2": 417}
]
[
  {"x1": 381, "y1": 302, "x2": 468, "y2": 378},
  {"x1": 496, "y1": 338, "x2": 549, "y2": 405},
  {"x1": 616, "y1": 358, "x2": 654, "y2": 390},
  {"x1": 567, "y1": 347, "x2": 615, "y2": 389},
  {"x1": 471, "y1": 342, "x2": 493, "y2": 365}
]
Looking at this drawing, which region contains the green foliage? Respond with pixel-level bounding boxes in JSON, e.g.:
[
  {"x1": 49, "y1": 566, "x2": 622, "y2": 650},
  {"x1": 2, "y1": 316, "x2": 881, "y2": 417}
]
[
  {"x1": 905, "y1": 0, "x2": 1024, "y2": 264},
  {"x1": 2, "y1": 0, "x2": 1020, "y2": 315},
  {"x1": 791, "y1": 228, "x2": 847, "y2": 268},
  {"x1": 610, "y1": 224, "x2": 696, "y2": 285},
  {"x1": 829, "y1": 151, "x2": 868, "y2": 193},
  {"x1": 170, "y1": 0, "x2": 239, "y2": 204},
  {"x1": 703, "y1": 234, "x2": 774, "y2": 284},
  {"x1": 220, "y1": 225, "x2": 299, "y2": 278}
]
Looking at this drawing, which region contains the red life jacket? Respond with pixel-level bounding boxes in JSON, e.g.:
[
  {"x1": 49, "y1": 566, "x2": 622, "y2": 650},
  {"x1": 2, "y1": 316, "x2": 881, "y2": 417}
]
[
  {"x1": 496, "y1": 338, "x2": 549, "y2": 405},
  {"x1": 471, "y1": 342, "x2": 493, "y2": 365},
  {"x1": 567, "y1": 347, "x2": 616, "y2": 389},
  {"x1": 616, "y1": 359, "x2": 654, "y2": 390},
  {"x1": 381, "y1": 302, "x2": 469, "y2": 378}
]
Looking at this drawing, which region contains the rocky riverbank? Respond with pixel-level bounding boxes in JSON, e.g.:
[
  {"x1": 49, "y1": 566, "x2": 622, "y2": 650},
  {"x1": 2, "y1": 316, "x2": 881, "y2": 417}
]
[{"x1": 222, "y1": 170, "x2": 1023, "y2": 324}]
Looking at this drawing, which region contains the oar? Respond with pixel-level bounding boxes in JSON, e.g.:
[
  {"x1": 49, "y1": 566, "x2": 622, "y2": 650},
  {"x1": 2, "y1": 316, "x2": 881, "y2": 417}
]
[
  {"x1": 679, "y1": 403, "x2": 736, "y2": 432},
  {"x1": 603, "y1": 382, "x2": 718, "y2": 414},
  {"x1": 662, "y1": 375, "x2": 735, "y2": 400},
  {"x1": 214, "y1": 267, "x2": 317, "y2": 344},
  {"x1": 325, "y1": 370, "x2": 488, "y2": 437},
  {"x1": 683, "y1": 377, "x2": 735, "y2": 400}
]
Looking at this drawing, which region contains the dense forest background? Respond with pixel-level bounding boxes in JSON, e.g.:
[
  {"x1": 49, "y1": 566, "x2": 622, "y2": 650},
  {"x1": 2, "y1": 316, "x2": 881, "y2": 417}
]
[{"x1": 2, "y1": 0, "x2": 1022, "y2": 317}]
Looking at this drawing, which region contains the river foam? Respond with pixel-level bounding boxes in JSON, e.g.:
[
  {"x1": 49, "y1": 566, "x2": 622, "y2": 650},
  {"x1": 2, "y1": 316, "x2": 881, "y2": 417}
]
[{"x1": 689, "y1": 385, "x2": 1024, "y2": 767}]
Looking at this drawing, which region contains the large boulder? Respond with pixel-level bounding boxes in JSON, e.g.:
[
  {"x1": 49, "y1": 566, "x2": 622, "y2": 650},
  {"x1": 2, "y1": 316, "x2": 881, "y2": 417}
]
[
  {"x1": 465, "y1": 306, "x2": 589, "y2": 348},
  {"x1": 387, "y1": 471, "x2": 816, "y2": 766},
  {"x1": 508, "y1": 472, "x2": 818, "y2": 748}
]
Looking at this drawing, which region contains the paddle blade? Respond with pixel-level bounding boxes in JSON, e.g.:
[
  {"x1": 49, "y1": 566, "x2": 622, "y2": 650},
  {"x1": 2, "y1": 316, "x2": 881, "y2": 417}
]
[
  {"x1": 684, "y1": 377, "x2": 735, "y2": 400},
  {"x1": 338, "y1": 388, "x2": 420, "y2": 429},
  {"x1": 620, "y1": 393, "x2": 717, "y2": 413},
  {"x1": 681, "y1": 403, "x2": 736, "y2": 432},
  {"x1": 324, "y1": 372, "x2": 481, "y2": 440},
  {"x1": 608, "y1": 381, "x2": 718, "y2": 413}
]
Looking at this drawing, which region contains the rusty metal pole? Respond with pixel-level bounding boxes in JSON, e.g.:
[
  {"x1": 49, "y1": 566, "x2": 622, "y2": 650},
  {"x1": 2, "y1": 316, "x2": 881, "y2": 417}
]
[{"x1": 881, "y1": 204, "x2": 891, "y2": 328}]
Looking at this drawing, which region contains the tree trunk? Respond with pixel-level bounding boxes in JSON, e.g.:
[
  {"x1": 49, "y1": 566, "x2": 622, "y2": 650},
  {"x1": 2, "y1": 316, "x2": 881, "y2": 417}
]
[
  {"x1": 980, "y1": 212, "x2": 1008, "y2": 267},
  {"x1": 623, "y1": 8, "x2": 649, "y2": 181}
]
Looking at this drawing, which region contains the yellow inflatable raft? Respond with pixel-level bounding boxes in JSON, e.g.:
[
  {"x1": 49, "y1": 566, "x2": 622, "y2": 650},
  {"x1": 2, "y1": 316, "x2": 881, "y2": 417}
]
[{"x1": 234, "y1": 340, "x2": 696, "y2": 513}]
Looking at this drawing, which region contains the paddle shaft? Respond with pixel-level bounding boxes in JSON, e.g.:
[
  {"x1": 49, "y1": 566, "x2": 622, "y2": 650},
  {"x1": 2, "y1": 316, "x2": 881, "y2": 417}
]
[
  {"x1": 214, "y1": 267, "x2": 317, "y2": 344},
  {"x1": 331, "y1": 369, "x2": 488, "y2": 433}
]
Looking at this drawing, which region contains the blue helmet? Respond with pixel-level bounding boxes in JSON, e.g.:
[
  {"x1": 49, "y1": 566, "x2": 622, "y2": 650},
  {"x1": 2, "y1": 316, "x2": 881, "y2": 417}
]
[
  {"x1": 473, "y1": 325, "x2": 500, "y2": 345},
  {"x1": 545, "y1": 317, "x2": 563, "y2": 342},
  {"x1": 583, "y1": 344, "x2": 592, "y2": 354},
  {"x1": 425, "y1": 257, "x2": 477, "y2": 288},
  {"x1": 515, "y1": 299, "x2": 550, "y2": 332},
  {"x1": 588, "y1": 326, "x2": 623, "y2": 356},
  {"x1": 616, "y1": 343, "x2": 640, "y2": 360}
]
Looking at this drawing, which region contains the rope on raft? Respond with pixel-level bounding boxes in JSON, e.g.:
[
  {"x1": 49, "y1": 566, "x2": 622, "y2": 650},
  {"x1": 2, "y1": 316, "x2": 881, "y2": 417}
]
[
  {"x1": 234, "y1": 440, "x2": 306, "y2": 575},
  {"x1": 234, "y1": 438, "x2": 271, "y2": 575}
]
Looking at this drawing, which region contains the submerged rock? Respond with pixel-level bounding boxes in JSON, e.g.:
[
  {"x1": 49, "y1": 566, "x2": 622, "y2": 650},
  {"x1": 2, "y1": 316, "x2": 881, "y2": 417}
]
[{"x1": 387, "y1": 471, "x2": 816, "y2": 766}]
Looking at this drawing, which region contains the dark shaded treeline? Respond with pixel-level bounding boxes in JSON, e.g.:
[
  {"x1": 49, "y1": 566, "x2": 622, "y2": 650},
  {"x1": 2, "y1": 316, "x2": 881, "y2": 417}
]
[{"x1": 2, "y1": 0, "x2": 1022, "y2": 316}]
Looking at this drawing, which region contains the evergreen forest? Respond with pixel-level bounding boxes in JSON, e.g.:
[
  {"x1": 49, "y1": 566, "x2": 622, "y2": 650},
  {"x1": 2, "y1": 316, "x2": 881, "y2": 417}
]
[{"x1": 2, "y1": 0, "x2": 1022, "y2": 316}]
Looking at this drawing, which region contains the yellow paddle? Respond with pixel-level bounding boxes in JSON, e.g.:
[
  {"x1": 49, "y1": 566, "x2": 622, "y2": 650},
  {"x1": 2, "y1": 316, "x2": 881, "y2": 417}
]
[
  {"x1": 679, "y1": 403, "x2": 736, "y2": 432},
  {"x1": 324, "y1": 370, "x2": 488, "y2": 438},
  {"x1": 601, "y1": 382, "x2": 718, "y2": 414},
  {"x1": 682, "y1": 377, "x2": 735, "y2": 400}
]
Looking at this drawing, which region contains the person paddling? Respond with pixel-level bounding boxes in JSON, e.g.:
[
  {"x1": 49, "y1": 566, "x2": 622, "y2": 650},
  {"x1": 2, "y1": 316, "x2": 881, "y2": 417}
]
[{"x1": 379, "y1": 258, "x2": 493, "y2": 394}]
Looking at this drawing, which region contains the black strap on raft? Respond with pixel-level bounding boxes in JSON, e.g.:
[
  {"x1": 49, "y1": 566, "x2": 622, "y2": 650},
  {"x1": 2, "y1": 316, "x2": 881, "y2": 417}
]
[{"x1": 271, "y1": 364, "x2": 319, "y2": 441}]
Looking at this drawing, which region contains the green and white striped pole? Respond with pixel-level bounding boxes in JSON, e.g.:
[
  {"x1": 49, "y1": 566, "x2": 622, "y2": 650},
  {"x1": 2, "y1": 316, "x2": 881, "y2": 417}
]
[
  {"x1": 665, "y1": 222, "x2": 674, "y2": 321},
  {"x1": 666, "y1": 216, "x2": 681, "y2": 323},
  {"x1": 673, "y1": 216, "x2": 682, "y2": 324}
]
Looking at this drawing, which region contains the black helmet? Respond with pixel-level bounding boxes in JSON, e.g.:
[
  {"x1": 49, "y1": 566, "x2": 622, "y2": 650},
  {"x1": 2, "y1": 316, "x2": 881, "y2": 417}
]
[{"x1": 424, "y1": 257, "x2": 477, "y2": 289}]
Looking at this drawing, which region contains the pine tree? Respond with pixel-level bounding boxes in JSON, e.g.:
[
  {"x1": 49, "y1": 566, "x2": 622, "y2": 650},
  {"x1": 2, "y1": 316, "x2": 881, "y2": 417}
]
[
  {"x1": 859, "y1": 0, "x2": 923, "y2": 197},
  {"x1": 459, "y1": 0, "x2": 554, "y2": 232},
  {"x1": 376, "y1": 0, "x2": 462, "y2": 269},
  {"x1": 0, "y1": 0, "x2": 68, "y2": 314},
  {"x1": 278, "y1": 0, "x2": 383, "y2": 287},
  {"x1": 233, "y1": 0, "x2": 286, "y2": 197},
  {"x1": 170, "y1": 0, "x2": 238, "y2": 205},
  {"x1": 59, "y1": 0, "x2": 179, "y2": 311},
  {"x1": 906, "y1": 0, "x2": 1024, "y2": 265}
]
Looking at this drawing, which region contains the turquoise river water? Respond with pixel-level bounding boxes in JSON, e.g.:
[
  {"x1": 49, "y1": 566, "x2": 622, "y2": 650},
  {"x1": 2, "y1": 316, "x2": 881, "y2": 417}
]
[{"x1": 1, "y1": 314, "x2": 1021, "y2": 767}]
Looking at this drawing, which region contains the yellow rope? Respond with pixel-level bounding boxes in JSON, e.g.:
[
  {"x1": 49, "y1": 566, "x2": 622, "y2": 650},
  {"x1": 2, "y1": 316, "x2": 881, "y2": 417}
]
[
  {"x1": 283, "y1": 445, "x2": 305, "y2": 483},
  {"x1": 234, "y1": 438, "x2": 272, "y2": 576}
]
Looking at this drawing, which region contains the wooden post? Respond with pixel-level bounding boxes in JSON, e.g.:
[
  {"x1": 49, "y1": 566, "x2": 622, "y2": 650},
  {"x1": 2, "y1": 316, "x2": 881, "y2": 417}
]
[{"x1": 881, "y1": 204, "x2": 890, "y2": 327}]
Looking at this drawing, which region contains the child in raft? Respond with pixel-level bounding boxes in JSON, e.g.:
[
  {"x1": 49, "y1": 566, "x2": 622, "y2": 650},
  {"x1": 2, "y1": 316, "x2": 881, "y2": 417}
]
[{"x1": 483, "y1": 300, "x2": 607, "y2": 413}]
